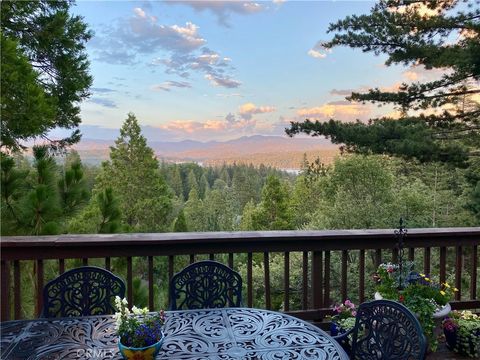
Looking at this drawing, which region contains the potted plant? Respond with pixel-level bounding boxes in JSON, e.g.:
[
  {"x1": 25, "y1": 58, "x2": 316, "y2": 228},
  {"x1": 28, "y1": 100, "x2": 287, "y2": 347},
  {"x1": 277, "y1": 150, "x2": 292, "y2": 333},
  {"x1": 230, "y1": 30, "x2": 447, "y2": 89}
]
[
  {"x1": 373, "y1": 262, "x2": 457, "y2": 351},
  {"x1": 328, "y1": 299, "x2": 357, "y2": 336},
  {"x1": 443, "y1": 310, "x2": 480, "y2": 358},
  {"x1": 114, "y1": 296, "x2": 166, "y2": 360}
]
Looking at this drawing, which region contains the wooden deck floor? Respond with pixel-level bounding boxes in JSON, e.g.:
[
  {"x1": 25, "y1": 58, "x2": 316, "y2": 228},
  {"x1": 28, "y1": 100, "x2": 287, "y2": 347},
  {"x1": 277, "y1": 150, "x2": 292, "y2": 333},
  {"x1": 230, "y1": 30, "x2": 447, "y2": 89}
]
[{"x1": 426, "y1": 340, "x2": 472, "y2": 360}]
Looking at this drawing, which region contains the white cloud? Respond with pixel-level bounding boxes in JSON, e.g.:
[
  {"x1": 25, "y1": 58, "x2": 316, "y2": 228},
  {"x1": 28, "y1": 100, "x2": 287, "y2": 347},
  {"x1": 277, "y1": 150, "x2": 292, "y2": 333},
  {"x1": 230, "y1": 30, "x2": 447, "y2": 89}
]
[
  {"x1": 307, "y1": 41, "x2": 331, "y2": 59},
  {"x1": 297, "y1": 101, "x2": 371, "y2": 121},
  {"x1": 307, "y1": 49, "x2": 327, "y2": 59},
  {"x1": 94, "y1": 8, "x2": 241, "y2": 88},
  {"x1": 205, "y1": 74, "x2": 242, "y2": 88},
  {"x1": 238, "y1": 102, "x2": 276, "y2": 120},
  {"x1": 133, "y1": 7, "x2": 146, "y2": 18},
  {"x1": 151, "y1": 81, "x2": 192, "y2": 92},
  {"x1": 166, "y1": 1, "x2": 265, "y2": 27}
]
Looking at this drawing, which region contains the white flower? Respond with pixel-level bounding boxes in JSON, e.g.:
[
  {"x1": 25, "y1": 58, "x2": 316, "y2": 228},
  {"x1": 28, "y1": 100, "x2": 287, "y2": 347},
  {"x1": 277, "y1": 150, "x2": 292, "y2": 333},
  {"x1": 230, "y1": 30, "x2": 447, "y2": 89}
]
[
  {"x1": 132, "y1": 306, "x2": 141, "y2": 315},
  {"x1": 122, "y1": 298, "x2": 128, "y2": 305}
]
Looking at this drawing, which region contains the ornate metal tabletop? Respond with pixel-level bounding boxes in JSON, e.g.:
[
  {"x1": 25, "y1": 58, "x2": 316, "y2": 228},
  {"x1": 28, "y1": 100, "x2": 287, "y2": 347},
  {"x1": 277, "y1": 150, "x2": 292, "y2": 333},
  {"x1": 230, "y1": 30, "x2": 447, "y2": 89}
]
[{"x1": 1, "y1": 308, "x2": 348, "y2": 359}]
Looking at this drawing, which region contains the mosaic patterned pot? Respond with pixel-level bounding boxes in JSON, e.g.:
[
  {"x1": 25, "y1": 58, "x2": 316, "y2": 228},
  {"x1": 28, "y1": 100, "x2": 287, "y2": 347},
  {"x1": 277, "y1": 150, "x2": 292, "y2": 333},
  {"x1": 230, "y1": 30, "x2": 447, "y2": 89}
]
[{"x1": 118, "y1": 332, "x2": 164, "y2": 360}]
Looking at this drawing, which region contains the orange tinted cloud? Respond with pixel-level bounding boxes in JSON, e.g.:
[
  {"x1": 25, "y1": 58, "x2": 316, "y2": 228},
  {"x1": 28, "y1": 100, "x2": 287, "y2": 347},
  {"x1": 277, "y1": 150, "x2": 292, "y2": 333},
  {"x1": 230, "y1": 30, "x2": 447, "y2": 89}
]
[
  {"x1": 296, "y1": 101, "x2": 371, "y2": 121},
  {"x1": 238, "y1": 102, "x2": 276, "y2": 119}
]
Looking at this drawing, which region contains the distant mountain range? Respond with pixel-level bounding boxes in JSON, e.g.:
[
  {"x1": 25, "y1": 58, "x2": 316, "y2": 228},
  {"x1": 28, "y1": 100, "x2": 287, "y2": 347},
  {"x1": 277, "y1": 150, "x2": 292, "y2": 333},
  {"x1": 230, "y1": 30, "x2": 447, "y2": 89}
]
[
  {"x1": 46, "y1": 125, "x2": 338, "y2": 169},
  {"x1": 73, "y1": 135, "x2": 338, "y2": 169}
]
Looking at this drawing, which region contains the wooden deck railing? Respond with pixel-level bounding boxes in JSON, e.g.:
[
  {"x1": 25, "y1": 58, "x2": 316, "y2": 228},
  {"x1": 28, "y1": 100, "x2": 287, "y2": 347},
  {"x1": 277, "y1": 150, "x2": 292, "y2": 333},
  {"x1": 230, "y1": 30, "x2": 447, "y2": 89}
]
[{"x1": 1, "y1": 228, "x2": 479, "y2": 322}]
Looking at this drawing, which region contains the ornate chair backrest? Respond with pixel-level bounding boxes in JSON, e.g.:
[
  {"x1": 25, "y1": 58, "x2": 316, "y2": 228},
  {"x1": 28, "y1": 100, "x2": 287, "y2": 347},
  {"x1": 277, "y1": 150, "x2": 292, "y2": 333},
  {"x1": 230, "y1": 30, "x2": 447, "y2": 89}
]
[
  {"x1": 350, "y1": 299, "x2": 426, "y2": 360},
  {"x1": 42, "y1": 266, "x2": 126, "y2": 318},
  {"x1": 169, "y1": 261, "x2": 243, "y2": 310}
]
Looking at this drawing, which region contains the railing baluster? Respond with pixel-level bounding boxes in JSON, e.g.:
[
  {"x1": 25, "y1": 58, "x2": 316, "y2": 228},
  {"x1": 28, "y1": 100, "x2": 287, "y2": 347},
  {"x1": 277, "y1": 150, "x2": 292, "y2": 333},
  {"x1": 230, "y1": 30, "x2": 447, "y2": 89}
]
[
  {"x1": 471, "y1": 245, "x2": 477, "y2": 300},
  {"x1": 284, "y1": 252, "x2": 290, "y2": 312},
  {"x1": 209, "y1": 254, "x2": 214, "y2": 261},
  {"x1": 228, "y1": 253, "x2": 234, "y2": 270},
  {"x1": 82, "y1": 258, "x2": 88, "y2": 266},
  {"x1": 375, "y1": 249, "x2": 382, "y2": 268},
  {"x1": 302, "y1": 251, "x2": 308, "y2": 310},
  {"x1": 189, "y1": 254, "x2": 195, "y2": 264},
  {"x1": 264, "y1": 252, "x2": 271, "y2": 310},
  {"x1": 58, "y1": 259, "x2": 65, "y2": 274},
  {"x1": 247, "y1": 252, "x2": 253, "y2": 307},
  {"x1": 409, "y1": 248, "x2": 415, "y2": 261},
  {"x1": 324, "y1": 251, "x2": 331, "y2": 307},
  {"x1": 14, "y1": 260, "x2": 21, "y2": 319},
  {"x1": 359, "y1": 249, "x2": 365, "y2": 303},
  {"x1": 168, "y1": 255, "x2": 174, "y2": 303},
  {"x1": 36, "y1": 259, "x2": 43, "y2": 317},
  {"x1": 455, "y1": 246, "x2": 462, "y2": 301},
  {"x1": 1, "y1": 260, "x2": 10, "y2": 321},
  {"x1": 127, "y1": 257, "x2": 133, "y2": 305},
  {"x1": 440, "y1": 247, "x2": 446, "y2": 285},
  {"x1": 341, "y1": 250, "x2": 348, "y2": 301},
  {"x1": 392, "y1": 248, "x2": 398, "y2": 263},
  {"x1": 312, "y1": 251, "x2": 322, "y2": 308},
  {"x1": 424, "y1": 247, "x2": 431, "y2": 275},
  {"x1": 168, "y1": 256, "x2": 174, "y2": 281},
  {"x1": 105, "y1": 257, "x2": 111, "y2": 271},
  {"x1": 148, "y1": 256, "x2": 154, "y2": 311}
]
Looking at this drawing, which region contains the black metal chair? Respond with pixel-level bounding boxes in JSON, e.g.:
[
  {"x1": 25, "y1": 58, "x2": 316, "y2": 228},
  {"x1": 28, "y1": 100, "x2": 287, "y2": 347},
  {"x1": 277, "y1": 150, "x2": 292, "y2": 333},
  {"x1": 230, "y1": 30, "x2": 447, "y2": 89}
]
[
  {"x1": 333, "y1": 299, "x2": 427, "y2": 360},
  {"x1": 169, "y1": 260, "x2": 243, "y2": 310},
  {"x1": 42, "y1": 266, "x2": 126, "y2": 318}
]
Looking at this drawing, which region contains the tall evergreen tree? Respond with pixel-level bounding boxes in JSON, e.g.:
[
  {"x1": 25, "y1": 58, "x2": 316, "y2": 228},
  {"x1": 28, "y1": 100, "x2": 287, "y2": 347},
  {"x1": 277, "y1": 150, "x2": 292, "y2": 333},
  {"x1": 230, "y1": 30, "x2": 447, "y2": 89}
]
[
  {"x1": 21, "y1": 146, "x2": 61, "y2": 235},
  {"x1": 95, "y1": 113, "x2": 172, "y2": 231},
  {"x1": 1, "y1": 1, "x2": 92, "y2": 151},
  {"x1": 184, "y1": 188, "x2": 206, "y2": 231},
  {"x1": 252, "y1": 175, "x2": 293, "y2": 230},
  {"x1": 58, "y1": 153, "x2": 89, "y2": 216},
  {"x1": 173, "y1": 209, "x2": 188, "y2": 232},
  {"x1": 97, "y1": 187, "x2": 121, "y2": 233},
  {"x1": 287, "y1": 0, "x2": 479, "y2": 166}
]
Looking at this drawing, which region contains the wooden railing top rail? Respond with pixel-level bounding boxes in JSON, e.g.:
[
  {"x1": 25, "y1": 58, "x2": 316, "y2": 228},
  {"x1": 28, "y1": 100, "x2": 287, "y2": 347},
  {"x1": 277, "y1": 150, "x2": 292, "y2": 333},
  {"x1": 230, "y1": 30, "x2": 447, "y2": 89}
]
[{"x1": 2, "y1": 228, "x2": 479, "y2": 261}]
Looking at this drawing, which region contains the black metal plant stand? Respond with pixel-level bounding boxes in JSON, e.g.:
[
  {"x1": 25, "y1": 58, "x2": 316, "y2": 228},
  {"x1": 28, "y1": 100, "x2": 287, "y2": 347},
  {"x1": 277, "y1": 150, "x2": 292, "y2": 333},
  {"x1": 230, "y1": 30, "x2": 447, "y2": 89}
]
[{"x1": 394, "y1": 218, "x2": 407, "y2": 290}]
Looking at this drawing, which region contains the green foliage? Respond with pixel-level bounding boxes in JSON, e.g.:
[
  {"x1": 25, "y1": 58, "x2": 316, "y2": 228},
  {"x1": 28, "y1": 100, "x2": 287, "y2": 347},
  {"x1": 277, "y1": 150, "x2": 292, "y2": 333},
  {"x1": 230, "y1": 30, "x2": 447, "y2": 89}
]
[
  {"x1": 1, "y1": 0, "x2": 92, "y2": 151},
  {"x1": 97, "y1": 188, "x2": 121, "y2": 233},
  {"x1": 252, "y1": 175, "x2": 293, "y2": 230},
  {"x1": 286, "y1": 0, "x2": 479, "y2": 166},
  {"x1": 173, "y1": 209, "x2": 188, "y2": 232},
  {"x1": 20, "y1": 147, "x2": 61, "y2": 235},
  {"x1": 59, "y1": 153, "x2": 89, "y2": 216},
  {"x1": 444, "y1": 311, "x2": 480, "y2": 358},
  {"x1": 184, "y1": 188, "x2": 206, "y2": 231},
  {"x1": 95, "y1": 113, "x2": 172, "y2": 232}
]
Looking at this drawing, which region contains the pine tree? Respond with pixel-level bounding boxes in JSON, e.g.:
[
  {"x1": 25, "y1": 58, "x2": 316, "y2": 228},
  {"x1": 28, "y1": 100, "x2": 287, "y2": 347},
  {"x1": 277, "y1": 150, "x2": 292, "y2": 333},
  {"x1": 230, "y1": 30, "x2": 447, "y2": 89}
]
[
  {"x1": 1, "y1": 153, "x2": 29, "y2": 234},
  {"x1": 252, "y1": 175, "x2": 293, "y2": 230},
  {"x1": 199, "y1": 173, "x2": 210, "y2": 199},
  {"x1": 97, "y1": 188, "x2": 121, "y2": 233},
  {"x1": 21, "y1": 146, "x2": 61, "y2": 235},
  {"x1": 173, "y1": 209, "x2": 188, "y2": 232},
  {"x1": 287, "y1": 0, "x2": 479, "y2": 166},
  {"x1": 59, "y1": 153, "x2": 89, "y2": 216},
  {"x1": 1, "y1": 1, "x2": 92, "y2": 151},
  {"x1": 184, "y1": 188, "x2": 206, "y2": 231},
  {"x1": 95, "y1": 113, "x2": 172, "y2": 231},
  {"x1": 187, "y1": 170, "x2": 199, "y2": 197}
]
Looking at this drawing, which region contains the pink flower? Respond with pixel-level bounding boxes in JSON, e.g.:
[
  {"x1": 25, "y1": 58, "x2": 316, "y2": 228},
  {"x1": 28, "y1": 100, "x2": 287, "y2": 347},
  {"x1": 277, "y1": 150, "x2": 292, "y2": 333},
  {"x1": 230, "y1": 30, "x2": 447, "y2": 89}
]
[
  {"x1": 344, "y1": 299, "x2": 355, "y2": 309},
  {"x1": 351, "y1": 311, "x2": 357, "y2": 317}
]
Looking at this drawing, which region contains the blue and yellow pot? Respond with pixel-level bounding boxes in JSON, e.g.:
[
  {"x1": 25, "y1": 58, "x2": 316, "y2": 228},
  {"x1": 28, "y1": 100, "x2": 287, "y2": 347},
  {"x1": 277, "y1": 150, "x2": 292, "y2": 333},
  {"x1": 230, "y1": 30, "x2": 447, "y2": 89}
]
[{"x1": 118, "y1": 332, "x2": 164, "y2": 360}]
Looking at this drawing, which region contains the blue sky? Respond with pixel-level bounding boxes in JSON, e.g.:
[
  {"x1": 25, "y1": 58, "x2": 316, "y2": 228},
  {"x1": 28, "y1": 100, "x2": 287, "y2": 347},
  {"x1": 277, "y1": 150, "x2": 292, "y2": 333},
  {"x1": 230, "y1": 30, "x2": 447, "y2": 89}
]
[{"x1": 70, "y1": 0, "x2": 419, "y2": 141}]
